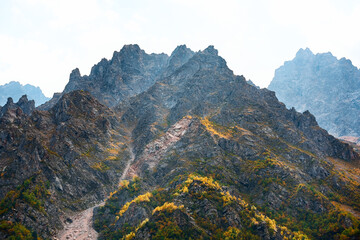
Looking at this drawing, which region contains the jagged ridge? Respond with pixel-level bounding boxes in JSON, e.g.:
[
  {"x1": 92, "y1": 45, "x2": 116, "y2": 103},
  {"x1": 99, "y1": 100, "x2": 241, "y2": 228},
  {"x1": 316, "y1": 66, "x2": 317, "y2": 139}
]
[{"x1": 268, "y1": 48, "x2": 360, "y2": 139}]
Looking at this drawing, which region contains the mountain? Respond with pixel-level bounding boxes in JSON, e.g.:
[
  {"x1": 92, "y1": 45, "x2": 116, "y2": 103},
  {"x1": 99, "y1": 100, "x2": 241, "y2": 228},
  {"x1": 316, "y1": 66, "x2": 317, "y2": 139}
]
[
  {"x1": 1, "y1": 45, "x2": 360, "y2": 240},
  {"x1": 0, "y1": 81, "x2": 50, "y2": 107},
  {"x1": 93, "y1": 46, "x2": 360, "y2": 240},
  {"x1": 39, "y1": 44, "x2": 194, "y2": 110},
  {"x1": 268, "y1": 48, "x2": 360, "y2": 139},
  {"x1": 0, "y1": 95, "x2": 35, "y2": 118}
]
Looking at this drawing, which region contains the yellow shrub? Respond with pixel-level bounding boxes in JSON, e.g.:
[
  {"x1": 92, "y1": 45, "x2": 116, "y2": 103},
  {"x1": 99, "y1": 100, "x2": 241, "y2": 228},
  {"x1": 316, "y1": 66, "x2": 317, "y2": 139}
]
[
  {"x1": 251, "y1": 217, "x2": 259, "y2": 225},
  {"x1": 293, "y1": 231, "x2": 310, "y2": 240},
  {"x1": 108, "y1": 190, "x2": 118, "y2": 199},
  {"x1": 200, "y1": 117, "x2": 233, "y2": 139},
  {"x1": 265, "y1": 216, "x2": 277, "y2": 232},
  {"x1": 124, "y1": 231, "x2": 135, "y2": 240},
  {"x1": 223, "y1": 227, "x2": 241, "y2": 240},
  {"x1": 222, "y1": 191, "x2": 237, "y2": 204},
  {"x1": 152, "y1": 202, "x2": 184, "y2": 214},
  {"x1": 118, "y1": 180, "x2": 130, "y2": 190},
  {"x1": 188, "y1": 174, "x2": 221, "y2": 190},
  {"x1": 118, "y1": 192, "x2": 152, "y2": 216},
  {"x1": 136, "y1": 218, "x2": 149, "y2": 231}
]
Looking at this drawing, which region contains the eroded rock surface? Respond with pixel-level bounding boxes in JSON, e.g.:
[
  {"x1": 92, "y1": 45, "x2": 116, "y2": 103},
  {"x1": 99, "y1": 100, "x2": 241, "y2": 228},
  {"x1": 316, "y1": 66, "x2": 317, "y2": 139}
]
[{"x1": 269, "y1": 48, "x2": 360, "y2": 139}]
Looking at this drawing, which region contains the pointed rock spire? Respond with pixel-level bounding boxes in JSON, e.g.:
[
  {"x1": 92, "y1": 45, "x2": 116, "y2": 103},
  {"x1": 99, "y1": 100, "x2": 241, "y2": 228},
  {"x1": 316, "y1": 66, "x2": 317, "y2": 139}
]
[{"x1": 203, "y1": 45, "x2": 218, "y2": 55}]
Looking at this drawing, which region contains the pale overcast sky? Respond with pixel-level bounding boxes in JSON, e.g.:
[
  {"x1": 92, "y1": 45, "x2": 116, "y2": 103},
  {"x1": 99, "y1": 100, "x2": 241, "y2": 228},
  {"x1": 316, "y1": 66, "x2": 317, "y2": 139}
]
[{"x1": 1, "y1": 0, "x2": 360, "y2": 97}]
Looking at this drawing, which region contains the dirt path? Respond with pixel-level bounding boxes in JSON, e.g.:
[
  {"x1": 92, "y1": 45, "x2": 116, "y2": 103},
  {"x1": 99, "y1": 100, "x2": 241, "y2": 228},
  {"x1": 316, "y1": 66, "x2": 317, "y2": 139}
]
[{"x1": 55, "y1": 145, "x2": 135, "y2": 240}]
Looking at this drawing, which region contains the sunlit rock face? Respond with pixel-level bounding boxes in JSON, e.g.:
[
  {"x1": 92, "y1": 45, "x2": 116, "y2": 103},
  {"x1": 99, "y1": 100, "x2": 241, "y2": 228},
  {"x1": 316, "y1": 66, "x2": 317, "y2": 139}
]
[{"x1": 269, "y1": 48, "x2": 360, "y2": 138}]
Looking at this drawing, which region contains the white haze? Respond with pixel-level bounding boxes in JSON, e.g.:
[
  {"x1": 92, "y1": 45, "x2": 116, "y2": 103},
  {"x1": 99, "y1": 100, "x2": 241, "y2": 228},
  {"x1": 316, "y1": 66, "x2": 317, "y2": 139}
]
[{"x1": 0, "y1": 0, "x2": 359, "y2": 97}]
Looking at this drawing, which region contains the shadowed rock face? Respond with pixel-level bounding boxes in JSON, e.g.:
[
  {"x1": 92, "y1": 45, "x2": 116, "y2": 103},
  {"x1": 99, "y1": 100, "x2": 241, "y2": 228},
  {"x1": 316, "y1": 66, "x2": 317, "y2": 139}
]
[
  {"x1": 63, "y1": 45, "x2": 169, "y2": 108},
  {"x1": 39, "y1": 45, "x2": 169, "y2": 110},
  {"x1": 268, "y1": 48, "x2": 360, "y2": 138},
  {"x1": 1, "y1": 45, "x2": 360, "y2": 239},
  {"x1": 94, "y1": 46, "x2": 359, "y2": 239},
  {"x1": 0, "y1": 95, "x2": 35, "y2": 118},
  {"x1": 0, "y1": 91, "x2": 132, "y2": 239},
  {"x1": 39, "y1": 45, "x2": 195, "y2": 110},
  {"x1": 121, "y1": 46, "x2": 356, "y2": 163}
]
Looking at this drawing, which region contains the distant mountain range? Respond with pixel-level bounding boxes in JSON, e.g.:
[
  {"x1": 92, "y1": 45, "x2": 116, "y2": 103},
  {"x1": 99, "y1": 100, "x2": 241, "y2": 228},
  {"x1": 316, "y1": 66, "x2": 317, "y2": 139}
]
[
  {"x1": 0, "y1": 81, "x2": 50, "y2": 107},
  {"x1": 0, "y1": 45, "x2": 359, "y2": 240},
  {"x1": 269, "y1": 48, "x2": 360, "y2": 140}
]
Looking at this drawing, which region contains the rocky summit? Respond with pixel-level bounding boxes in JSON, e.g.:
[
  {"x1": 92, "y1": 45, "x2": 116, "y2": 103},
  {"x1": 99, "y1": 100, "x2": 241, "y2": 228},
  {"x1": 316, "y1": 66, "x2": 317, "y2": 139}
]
[
  {"x1": 0, "y1": 95, "x2": 35, "y2": 118},
  {"x1": 1, "y1": 45, "x2": 360, "y2": 240},
  {"x1": 268, "y1": 48, "x2": 360, "y2": 140}
]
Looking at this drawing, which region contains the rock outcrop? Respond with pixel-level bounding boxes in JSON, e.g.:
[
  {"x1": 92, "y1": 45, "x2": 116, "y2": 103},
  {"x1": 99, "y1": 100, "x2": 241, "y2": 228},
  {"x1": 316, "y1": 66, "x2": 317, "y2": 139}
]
[
  {"x1": 37, "y1": 92, "x2": 62, "y2": 111},
  {"x1": 0, "y1": 95, "x2": 35, "y2": 118},
  {"x1": 40, "y1": 44, "x2": 195, "y2": 110},
  {"x1": 268, "y1": 48, "x2": 360, "y2": 139},
  {"x1": 40, "y1": 44, "x2": 169, "y2": 109}
]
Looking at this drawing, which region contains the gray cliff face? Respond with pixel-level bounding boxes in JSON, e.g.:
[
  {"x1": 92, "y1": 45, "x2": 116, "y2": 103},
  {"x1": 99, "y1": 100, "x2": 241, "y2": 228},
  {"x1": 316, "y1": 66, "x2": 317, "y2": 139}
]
[
  {"x1": 40, "y1": 44, "x2": 195, "y2": 110},
  {"x1": 0, "y1": 95, "x2": 35, "y2": 118},
  {"x1": 61, "y1": 44, "x2": 169, "y2": 108},
  {"x1": 268, "y1": 48, "x2": 360, "y2": 138},
  {"x1": 0, "y1": 91, "x2": 131, "y2": 238},
  {"x1": 0, "y1": 81, "x2": 50, "y2": 107}
]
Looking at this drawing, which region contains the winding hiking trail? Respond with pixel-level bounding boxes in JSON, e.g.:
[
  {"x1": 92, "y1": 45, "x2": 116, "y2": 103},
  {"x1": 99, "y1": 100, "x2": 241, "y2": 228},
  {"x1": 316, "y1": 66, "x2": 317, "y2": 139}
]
[{"x1": 56, "y1": 146, "x2": 136, "y2": 240}]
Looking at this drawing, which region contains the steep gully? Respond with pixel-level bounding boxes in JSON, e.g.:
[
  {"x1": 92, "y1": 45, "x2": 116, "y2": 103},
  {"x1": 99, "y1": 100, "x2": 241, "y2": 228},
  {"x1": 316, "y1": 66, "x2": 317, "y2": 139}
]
[
  {"x1": 56, "y1": 145, "x2": 136, "y2": 240},
  {"x1": 55, "y1": 116, "x2": 193, "y2": 239}
]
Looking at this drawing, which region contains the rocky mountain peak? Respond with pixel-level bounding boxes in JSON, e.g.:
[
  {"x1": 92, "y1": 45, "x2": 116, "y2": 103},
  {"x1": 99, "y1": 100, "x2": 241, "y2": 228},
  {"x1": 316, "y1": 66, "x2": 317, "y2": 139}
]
[
  {"x1": 6, "y1": 97, "x2": 13, "y2": 105},
  {"x1": 166, "y1": 44, "x2": 195, "y2": 72},
  {"x1": 16, "y1": 95, "x2": 35, "y2": 115},
  {"x1": 295, "y1": 47, "x2": 313, "y2": 58},
  {"x1": 170, "y1": 44, "x2": 191, "y2": 56},
  {"x1": 191, "y1": 45, "x2": 230, "y2": 74},
  {"x1": 172, "y1": 44, "x2": 188, "y2": 51},
  {"x1": 65, "y1": 68, "x2": 83, "y2": 92},
  {"x1": 269, "y1": 49, "x2": 360, "y2": 138},
  {"x1": 0, "y1": 97, "x2": 16, "y2": 117},
  {"x1": 0, "y1": 95, "x2": 35, "y2": 117},
  {"x1": 120, "y1": 44, "x2": 142, "y2": 54},
  {"x1": 203, "y1": 45, "x2": 218, "y2": 55},
  {"x1": 48, "y1": 44, "x2": 169, "y2": 109},
  {"x1": 89, "y1": 58, "x2": 109, "y2": 78},
  {"x1": 339, "y1": 57, "x2": 354, "y2": 66},
  {"x1": 70, "y1": 68, "x2": 81, "y2": 79},
  {"x1": 18, "y1": 94, "x2": 28, "y2": 103}
]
